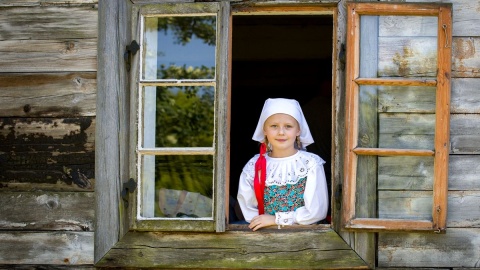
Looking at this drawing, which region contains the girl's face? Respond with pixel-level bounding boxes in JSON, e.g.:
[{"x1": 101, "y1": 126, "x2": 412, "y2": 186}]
[{"x1": 263, "y1": 113, "x2": 301, "y2": 156}]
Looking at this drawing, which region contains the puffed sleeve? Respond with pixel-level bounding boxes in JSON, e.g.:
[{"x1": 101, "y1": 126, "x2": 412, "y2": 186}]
[
  {"x1": 294, "y1": 161, "x2": 329, "y2": 224},
  {"x1": 237, "y1": 157, "x2": 259, "y2": 222},
  {"x1": 275, "y1": 157, "x2": 329, "y2": 225}
]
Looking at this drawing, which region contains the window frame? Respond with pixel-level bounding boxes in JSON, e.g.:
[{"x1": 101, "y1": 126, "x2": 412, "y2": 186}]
[
  {"x1": 129, "y1": 2, "x2": 229, "y2": 232},
  {"x1": 342, "y1": 2, "x2": 452, "y2": 233}
]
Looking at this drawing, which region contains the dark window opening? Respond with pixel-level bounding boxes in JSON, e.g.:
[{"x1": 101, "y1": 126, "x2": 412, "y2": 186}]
[{"x1": 229, "y1": 15, "x2": 334, "y2": 225}]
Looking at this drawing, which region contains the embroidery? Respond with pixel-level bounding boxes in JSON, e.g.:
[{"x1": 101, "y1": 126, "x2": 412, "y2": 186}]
[{"x1": 264, "y1": 177, "x2": 307, "y2": 215}]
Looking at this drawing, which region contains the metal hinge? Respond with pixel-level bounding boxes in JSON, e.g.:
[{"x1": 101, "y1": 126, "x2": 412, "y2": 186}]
[
  {"x1": 121, "y1": 178, "x2": 137, "y2": 208},
  {"x1": 124, "y1": 40, "x2": 139, "y2": 72}
]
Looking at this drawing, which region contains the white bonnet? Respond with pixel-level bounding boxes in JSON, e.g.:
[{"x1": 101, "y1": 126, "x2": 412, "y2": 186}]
[{"x1": 252, "y1": 98, "x2": 314, "y2": 147}]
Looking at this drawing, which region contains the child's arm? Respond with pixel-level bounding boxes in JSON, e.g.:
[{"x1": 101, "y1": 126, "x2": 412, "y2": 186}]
[{"x1": 237, "y1": 170, "x2": 259, "y2": 223}]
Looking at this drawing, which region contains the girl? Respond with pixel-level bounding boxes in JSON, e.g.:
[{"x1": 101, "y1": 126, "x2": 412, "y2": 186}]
[{"x1": 237, "y1": 98, "x2": 329, "y2": 231}]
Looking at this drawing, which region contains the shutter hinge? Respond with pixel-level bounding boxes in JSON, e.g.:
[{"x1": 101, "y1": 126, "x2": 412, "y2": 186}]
[
  {"x1": 121, "y1": 178, "x2": 137, "y2": 208},
  {"x1": 124, "y1": 40, "x2": 139, "y2": 72}
]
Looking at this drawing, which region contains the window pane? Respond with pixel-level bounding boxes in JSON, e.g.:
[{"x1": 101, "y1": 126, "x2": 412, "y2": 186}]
[
  {"x1": 358, "y1": 85, "x2": 436, "y2": 150},
  {"x1": 360, "y1": 15, "x2": 438, "y2": 78},
  {"x1": 141, "y1": 155, "x2": 214, "y2": 218},
  {"x1": 142, "y1": 86, "x2": 215, "y2": 148},
  {"x1": 143, "y1": 16, "x2": 216, "y2": 80}
]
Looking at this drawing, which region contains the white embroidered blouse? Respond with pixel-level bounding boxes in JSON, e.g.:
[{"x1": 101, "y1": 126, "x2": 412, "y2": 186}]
[{"x1": 237, "y1": 150, "x2": 329, "y2": 226}]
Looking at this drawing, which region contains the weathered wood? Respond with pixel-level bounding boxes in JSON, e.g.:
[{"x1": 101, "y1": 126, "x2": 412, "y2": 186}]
[
  {"x1": 0, "y1": 117, "x2": 95, "y2": 191},
  {"x1": 402, "y1": 0, "x2": 480, "y2": 37},
  {"x1": 378, "y1": 114, "x2": 480, "y2": 154},
  {"x1": 452, "y1": 78, "x2": 480, "y2": 113},
  {"x1": 376, "y1": 78, "x2": 480, "y2": 114},
  {"x1": 97, "y1": 230, "x2": 369, "y2": 269},
  {"x1": 0, "y1": 39, "x2": 97, "y2": 72},
  {"x1": 376, "y1": 37, "x2": 480, "y2": 78},
  {"x1": 0, "y1": 231, "x2": 93, "y2": 265},
  {"x1": 95, "y1": 0, "x2": 130, "y2": 263},
  {"x1": 378, "y1": 191, "x2": 480, "y2": 228},
  {"x1": 0, "y1": 266, "x2": 94, "y2": 270},
  {"x1": 0, "y1": 73, "x2": 96, "y2": 117},
  {"x1": 450, "y1": 114, "x2": 480, "y2": 154},
  {"x1": 378, "y1": 228, "x2": 480, "y2": 267},
  {"x1": 0, "y1": 192, "x2": 94, "y2": 231},
  {"x1": 0, "y1": 1, "x2": 97, "y2": 7},
  {"x1": 0, "y1": 6, "x2": 97, "y2": 40},
  {"x1": 448, "y1": 155, "x2": 480, "y2": 190},
  {"x1": 378, "y1": 155, "x2": 480, "y2": 191},
  {"x1": 453, "y1": 37, "x2": 480, "y2": 78}
]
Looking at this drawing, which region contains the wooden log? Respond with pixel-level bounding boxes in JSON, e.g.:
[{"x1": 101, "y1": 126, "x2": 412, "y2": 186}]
[
  {"x1": 451, "y1": 78, "x2": 480, "y2": 113},
  {"x1": 378, "y1": 191, "x2": 480, "y2": 228},
  {"x1": 0, "y1": 6, "x2": 97, "y2": 40},
  {"x1": 453, "y1": 37, "x2": 480, "y2": 78},
  {"x1": 0, "y1": 117, "x2": 95, "y2": 191},
  {"x1": 0, "y1": 1, "x2": 97, "y2": 7},
  {"x1": 450, "y1": 114, "x2": 480, "y2": 154},
  {"x1": 0, "y1": 232, "x2": 93, "y2": 265},
  {"x1": 97, "y1": 230, "x2": 369, "y2": 269},
  {"x1": 0, "y1": 39, "x2": 97, "y2": 72},
  {"x1": 0, "y1": 192, "x2": 94, "y2": 231},
  {"x1": 0, "y1": 73, "x2": 96, "y2": 117},
  {"x1": 378, "y1": 228, "x2": 480, "y2": 267},
  {"x1": 377, "y1": 114, "x2": 480, "y2": 153}
]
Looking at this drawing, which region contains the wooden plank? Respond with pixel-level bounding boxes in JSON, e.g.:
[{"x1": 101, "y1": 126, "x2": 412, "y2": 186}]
[
  {"x1": 0, "y1": 1, "x2": 97, "y2": 7},
  {"x1": 378, "y1": 228, "x2": 480, "y2": 267},
  {"x1": 0, "y1": 117, "x2": 95, "y2": 191},
  {"x1": 0, "y1": 6, "x2": 97, "y2": 40},
  {"x1": 0, "y1": 39, "x2": 97, "y2": 72},
  {"x1": 378, "y1": 36, "x2": 437, "y2": 78},
  {"x1": 377, "y1": 36, "x2": 480, "y2": 78},
  {"x1": 0, "y1": 73, "x2": 96, "y2": 117},
  {"x1": 453, "y1": 37, "x2": 480, "y2": 78},
  {"x1": 0, "y1": 266, "x2": 94, "y2": 270},
  {"x1": 432, "y1": 4, "x2": 451, "y2": 232},
  {"x1": 448, "y1": 155, "x2": 480, "y2": 191},
  {"x1": 97, "y1": 230, "x2": 369, "y2": 269},
  {"x1": 0, "y1": 192, "x2": 94, "y2": 231},
  {"x1": 95, "y1": 0, "x2": 130, "y2": 263},
  {"x1": 0, "y1": 232, "x2": 93, "y2": 265},
  {"x1": 401, "y1": 0, "x2": 480, "y2": 37},
  {"x1": 378, "y1": 191, "x2": 480, "y2": 228},
  {"x1": 450, "y1": 114, "x2": 480, "y2": 154},
  {"x1": 451, "y1": 78, "x2": 480, "y2": 113},
  {"x1": 378, "y1": 114, "x2": 480, "y2": 153},
  {"x1": 378, "y1": 155, "x2": 480, "y2": 191},
  {"x1": 377, "y1": 78, "x2": 480, "y2": 114}
]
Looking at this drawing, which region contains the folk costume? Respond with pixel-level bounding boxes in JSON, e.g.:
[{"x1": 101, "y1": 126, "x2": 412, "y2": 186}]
[{"x1": 237, "y1": 98, "x2": 329, "y2": 226}]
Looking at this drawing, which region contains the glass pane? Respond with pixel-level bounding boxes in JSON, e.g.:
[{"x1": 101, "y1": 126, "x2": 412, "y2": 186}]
[
  {"x1": 378, "y1": 190, "x2": 432, "y2": 220},
  {"x1": 358, "y1": 85, "x2": 436, "y2": 150},
  {"x1": 141, "y1": 155, "x2": 214, "y2": 218},
  {"x1": 143, "y1": 16, "x2": 216, "y2": 80},
  {"x1": 360, "y1": 15, "x2": 438, "y2": 78},
  {"x1": 355, "y1": 155, "x2": 378, "y2": 219},
  {"x1": 143, "y1": 86, "x2": 215, "y2": 148}
]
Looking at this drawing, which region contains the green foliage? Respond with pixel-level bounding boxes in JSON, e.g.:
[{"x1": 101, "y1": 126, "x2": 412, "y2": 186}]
[{"x1": 157, "y1": 16, "x2": 216, "y2": 46}]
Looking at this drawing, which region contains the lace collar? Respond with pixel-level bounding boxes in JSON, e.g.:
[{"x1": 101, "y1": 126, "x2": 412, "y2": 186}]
[{"x1": 244, "y1": 151, "x2": 324, "y2": 186}]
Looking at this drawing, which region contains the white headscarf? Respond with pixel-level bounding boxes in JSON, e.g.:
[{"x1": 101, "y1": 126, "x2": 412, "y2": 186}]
[{"x1": 252, "y1": 98, "x2": 314, "y2": 147}]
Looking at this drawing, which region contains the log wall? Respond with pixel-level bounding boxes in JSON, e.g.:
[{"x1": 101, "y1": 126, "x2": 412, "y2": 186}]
[
  {"x1": 376, "y1": 0, "x2": 480, "y2": 268},
  {"x1": 0, "y1": 0, "x2": 97, "y2": 267},
  {"x1": 0, "y1": 0, "x2": 479, "y2": 269}
]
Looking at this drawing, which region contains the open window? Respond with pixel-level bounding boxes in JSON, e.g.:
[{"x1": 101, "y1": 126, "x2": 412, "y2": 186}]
[
  {"x1": 132, "y1": 2, "x2": 228, "y2": 232},
  {"x1": 342, "y1": 2, "x2": 452, "y2": 232},
  {"x1": 96, "y1": 0, "x2": 452, "y2": 268}
]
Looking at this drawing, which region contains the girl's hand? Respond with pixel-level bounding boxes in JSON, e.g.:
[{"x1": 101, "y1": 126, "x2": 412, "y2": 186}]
[{"x1": 249, "y1": 214, "x2": 276, "y2": 231}]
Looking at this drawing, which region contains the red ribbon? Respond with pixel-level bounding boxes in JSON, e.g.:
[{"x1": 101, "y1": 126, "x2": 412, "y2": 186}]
[{"x1": 254, "y1": 143, "x2": 267, "y2": 215}]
